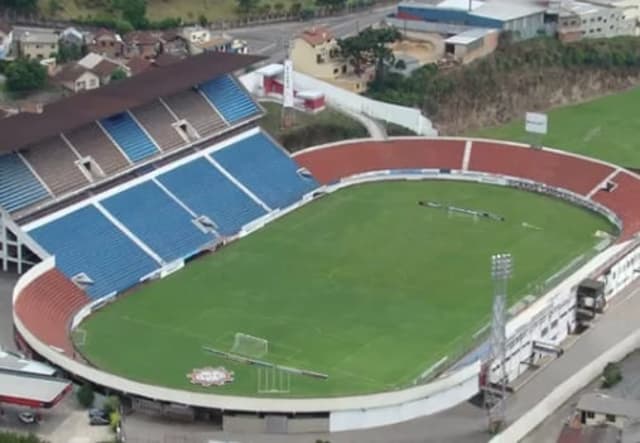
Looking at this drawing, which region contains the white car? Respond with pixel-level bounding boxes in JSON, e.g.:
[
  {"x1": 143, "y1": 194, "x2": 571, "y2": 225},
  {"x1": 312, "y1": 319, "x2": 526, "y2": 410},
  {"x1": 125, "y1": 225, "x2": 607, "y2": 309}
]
[{"x1": 18, "y1": 411, "x2": 36, "y2": 424}]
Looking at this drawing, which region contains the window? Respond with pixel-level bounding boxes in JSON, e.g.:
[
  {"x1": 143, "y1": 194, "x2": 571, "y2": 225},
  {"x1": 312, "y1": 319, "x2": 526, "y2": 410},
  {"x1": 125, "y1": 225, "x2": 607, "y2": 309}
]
[
  {"x1": 541, "y1": 327, "x2": 549, "y2": 337},
  {"x1": 606, "y1": 414, "x2": 616, "y2": 423},
  {"x1": 586, "y1": 411, "x2": 595, "y2": 418}
]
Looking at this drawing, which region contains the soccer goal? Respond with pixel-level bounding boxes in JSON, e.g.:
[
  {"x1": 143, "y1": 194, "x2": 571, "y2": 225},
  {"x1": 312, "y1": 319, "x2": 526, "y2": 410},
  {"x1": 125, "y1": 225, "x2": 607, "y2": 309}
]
[
  {"x1": 257, "y1": 365, "x2": 291, "y2": 394},
  {"x1": 71, "y1": 327, "x2": 87, "y2": 347},
  {"x1": 230, "y1": 333, "x2": 268, "y2": 359}
]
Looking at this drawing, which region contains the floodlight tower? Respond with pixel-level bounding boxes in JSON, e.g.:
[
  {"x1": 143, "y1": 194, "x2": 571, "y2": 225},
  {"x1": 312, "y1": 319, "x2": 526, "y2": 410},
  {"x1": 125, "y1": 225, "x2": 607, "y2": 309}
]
[{"x1": 486, "y1": 253, "x2": 513, "y2": 433}]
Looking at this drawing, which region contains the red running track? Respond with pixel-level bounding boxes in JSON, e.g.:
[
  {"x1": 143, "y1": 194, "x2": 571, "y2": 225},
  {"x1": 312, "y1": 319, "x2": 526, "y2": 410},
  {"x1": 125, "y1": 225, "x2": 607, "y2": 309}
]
[{"x1": 14, "y1": 138, "x2": 640, "y2": 352}]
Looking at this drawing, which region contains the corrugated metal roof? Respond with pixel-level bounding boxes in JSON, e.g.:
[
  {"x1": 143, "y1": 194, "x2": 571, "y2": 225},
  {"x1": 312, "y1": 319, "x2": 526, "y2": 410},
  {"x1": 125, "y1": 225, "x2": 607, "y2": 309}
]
[
  {"x1": 0, "y1": 371, "x2": 70, "y2": 403},
  {"x1": 577, "y1": 393, "x2": 640, "y2": 419},
  {"x1": 472, "y1": 1, "x2": 546, "y2": 20},
  {"x1": 445, "y1": 27, "x2": 496, "y2": 44}
]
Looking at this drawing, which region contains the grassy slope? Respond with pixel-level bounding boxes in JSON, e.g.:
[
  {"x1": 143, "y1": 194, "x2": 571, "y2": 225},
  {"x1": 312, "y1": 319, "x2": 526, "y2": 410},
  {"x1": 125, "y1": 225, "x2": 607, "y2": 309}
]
[
  {"x1": 39, "y1": 0, "x2": 314, "y2": 22},
  {"x1": 79, "y1": 181, "x2": 613, "y2": 397},
  {"x1": 470, "y1": 88, "x2": 640, "y2": 168},
  {"x1": 259, "y1": 101, "x2": 368, "y2": 152}
]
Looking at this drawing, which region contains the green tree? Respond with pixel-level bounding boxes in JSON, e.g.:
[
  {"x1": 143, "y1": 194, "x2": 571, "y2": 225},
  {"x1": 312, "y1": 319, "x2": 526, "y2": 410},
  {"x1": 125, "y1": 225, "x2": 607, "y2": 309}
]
[
  {"x1": 602, "y1": 362, "x2": 623, "y2": 388},
  {"x1": 76, "y1": 383, "x2": 95, "y2": 408},
  {"x1": 338, "y1": 26, "x2": 401, "y2": 82},
  {"x1": 56, "y1": 42, "x2": 84, "y2": 63},
  {"x1": 0, "y1": 0, "x2": 37, "y2": 11},
  {"x1": 237, "y1": 0, "x2": 259, "y2": 14},
  {"x1": 112, "y1": 0, "x2": 147, "y2": 29},
  {"x1": 111, "y1": 68, "x2": 128, "y2": 82},
  {"x1": 5, "y1": 58, "x2": 46, "y2": 92},
  {"x1": 198, "y1": 14, "x2": 209, "y2": 26},
  {"x1": 47, "y1": 0, "x2": 62, "y2": 15},
  {"x1": 274, "y1": 2, "x2": 284, "y2": 13},
  {"x1": 289, "y1": 1, "x2": 302, "y2": 15}
]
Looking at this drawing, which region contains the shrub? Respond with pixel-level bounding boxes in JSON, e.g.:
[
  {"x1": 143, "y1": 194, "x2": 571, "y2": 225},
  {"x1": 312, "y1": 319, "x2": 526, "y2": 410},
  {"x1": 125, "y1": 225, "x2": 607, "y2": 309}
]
[
  {"x1": 102, "y1": 395, "x2": 120, "y2": 415},
  {"x1": 76, "y1": 383, "x2": 95, "y2": 408},
  {"x1": 602, "y1": 362, "x2": 623, "y2": 388}
]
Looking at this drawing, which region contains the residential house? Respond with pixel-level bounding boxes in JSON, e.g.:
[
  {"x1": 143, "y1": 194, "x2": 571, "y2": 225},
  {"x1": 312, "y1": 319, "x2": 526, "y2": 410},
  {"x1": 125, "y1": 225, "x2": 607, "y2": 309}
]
[
  {"x1": 54, "y1": 64, "x2": 100, "y2": 93},
  {"x1": 78, "y1": 52, "x2": 127, "y2": 84},
  {"x1": 577, "y1": 393, "x2": 640, "y2": 429},
  {"x1": 0, "y1": 20, "x2": 13, "y2": 60},
  {"x1": 59, "y1": 27, "x2": 85, "y2": 47},
  {"x1": 16, "y1": 28, "x2": 59, "y2": 60},
  {"x1": 161, "y1": 30, "x2": 188, "y2": 57},
  {"x1": 88, "y1": 29, "x2": 125, "y2": 59},
  {"x1": 124, "y1": 31, "x2": 162, "y2": 59},
  {"x1": 291, "y1": 26, "x2": 368, "y2": 93}
]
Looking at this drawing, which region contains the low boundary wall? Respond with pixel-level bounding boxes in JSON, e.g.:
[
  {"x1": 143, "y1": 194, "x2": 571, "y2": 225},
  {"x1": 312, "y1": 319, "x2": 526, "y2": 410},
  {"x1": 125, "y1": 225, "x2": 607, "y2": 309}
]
[{"x1": 240, "y1": 68, "x2": 437, "y2": 136}]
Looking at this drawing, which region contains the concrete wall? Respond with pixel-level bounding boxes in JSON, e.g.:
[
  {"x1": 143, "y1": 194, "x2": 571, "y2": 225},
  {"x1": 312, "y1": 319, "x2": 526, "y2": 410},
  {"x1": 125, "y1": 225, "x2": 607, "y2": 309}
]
[{"x1": 223, "y1": 414, "x2": 330, "y2": 433}]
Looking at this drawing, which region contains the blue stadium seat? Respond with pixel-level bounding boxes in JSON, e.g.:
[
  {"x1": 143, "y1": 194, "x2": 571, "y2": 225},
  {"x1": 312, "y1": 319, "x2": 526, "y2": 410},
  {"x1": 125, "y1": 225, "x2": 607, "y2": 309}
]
[
  {"x1": 100, "y1": 113, "x2": 159, "y2": 163},
  {"x1": 101, "y1": 181, "x2": 216, "y2": 262},
  {"x1": 157, "y1": 158, "x2": 266, "y2": 236},
  {"x1": 0, "y1": 153, "x2": 50, "y2": 212},
  {"x1": 28, "y1": 205, "x2": 159, "y2": 299},
  {"x1": 211, "y1": 133, "x2": 318, "y2": 209},
  {"x1": 199, "y1": 74, "x2": 260, "y2": 124}
]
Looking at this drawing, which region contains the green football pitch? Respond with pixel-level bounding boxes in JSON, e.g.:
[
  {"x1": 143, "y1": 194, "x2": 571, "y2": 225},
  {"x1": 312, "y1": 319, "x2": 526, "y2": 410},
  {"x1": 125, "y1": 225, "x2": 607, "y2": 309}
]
[
  {"x1": 470, "y1": 87, "x2": 640, "y2": 168},
  {"x1": 78, "y1": 181, "x2": 615, "y2": 397}
]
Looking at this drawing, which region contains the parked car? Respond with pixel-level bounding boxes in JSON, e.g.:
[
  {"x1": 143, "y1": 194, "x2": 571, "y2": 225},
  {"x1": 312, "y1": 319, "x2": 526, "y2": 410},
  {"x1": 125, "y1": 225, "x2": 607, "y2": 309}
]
[
  {"x1": 89, "y1": 415, "x2": 110, "y2": 426},
  {"x1": 18, "y1": 411, "x2": 36, "y2": 424},
  {"x1": 88, "y1": 408, "x2": 108, "y2": 418}
]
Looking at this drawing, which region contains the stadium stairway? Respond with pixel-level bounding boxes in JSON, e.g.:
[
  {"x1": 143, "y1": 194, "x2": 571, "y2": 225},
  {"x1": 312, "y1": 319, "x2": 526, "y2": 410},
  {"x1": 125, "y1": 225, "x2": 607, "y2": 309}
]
[
  {"x1": 157, "y1": 157, "x2": 267, "y2": 236},
  {"x1": 28, "y1": 205, "x2": 159, "y2": 299},
  {"x1": 100, "y1": 113, "x2": 160, "y2": 163},
  {"x1": 65, "y1": 123, "x2": 131, "y2": 175},
  {"x1": 593, "y1": 171, "x2": 640, "y2": 241},
  {"x1": 0, "y1": 152, "x2": 50, "y2": 212},
  {"x1": 20, "y1": 136, "x2": 90, "y2": 197},
  {"x1": 130, "y1": 100, "x2": 185, "y2": 152},
  {"x1": 212, "y1": 133, "x2": 319, "y2": 209},
  {"x1": 101, "y1": 181, "x2": 216, "y2": 262},
  {"x1": 162, "y1": 89, "x2": 228, "y2": 139},
  {"x1": 14, "y1": 269, "x2": 90, "y2": 355},
  {"x1": 199, "y1": 74, "x2": 260, "y2": 124}
]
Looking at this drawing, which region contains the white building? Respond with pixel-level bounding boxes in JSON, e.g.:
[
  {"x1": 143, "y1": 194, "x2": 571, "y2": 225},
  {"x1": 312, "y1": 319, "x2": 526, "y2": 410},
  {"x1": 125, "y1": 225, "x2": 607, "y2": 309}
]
[{"x1": 0, "y1": 20, "x2": 13, "y2": 60}]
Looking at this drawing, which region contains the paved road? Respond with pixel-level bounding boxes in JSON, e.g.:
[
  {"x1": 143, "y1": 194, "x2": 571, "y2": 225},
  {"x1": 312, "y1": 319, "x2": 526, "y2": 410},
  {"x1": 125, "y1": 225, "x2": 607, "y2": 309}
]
[{"x1": 230, "y1": 6, "x2": 396, "y2": 65}]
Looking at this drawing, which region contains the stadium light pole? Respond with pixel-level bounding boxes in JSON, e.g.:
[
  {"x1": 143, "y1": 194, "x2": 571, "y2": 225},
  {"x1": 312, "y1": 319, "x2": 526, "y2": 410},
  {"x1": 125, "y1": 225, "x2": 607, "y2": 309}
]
[{"x1": 486, "y1": 253, "x2": 513, "y2": 433}]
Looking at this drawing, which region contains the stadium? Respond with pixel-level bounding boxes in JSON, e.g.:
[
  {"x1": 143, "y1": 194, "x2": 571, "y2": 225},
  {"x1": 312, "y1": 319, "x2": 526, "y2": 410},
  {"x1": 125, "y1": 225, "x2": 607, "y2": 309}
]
[{"x1": 3, "y1": 51, "x2": 640, "y2": 433}]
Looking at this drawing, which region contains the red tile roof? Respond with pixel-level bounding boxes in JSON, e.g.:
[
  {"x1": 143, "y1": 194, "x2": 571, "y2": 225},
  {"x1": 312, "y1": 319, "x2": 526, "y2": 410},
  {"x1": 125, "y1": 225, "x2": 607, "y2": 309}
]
[{"x1": 300, "y1": 26, "x2": 335, "y2": 46}]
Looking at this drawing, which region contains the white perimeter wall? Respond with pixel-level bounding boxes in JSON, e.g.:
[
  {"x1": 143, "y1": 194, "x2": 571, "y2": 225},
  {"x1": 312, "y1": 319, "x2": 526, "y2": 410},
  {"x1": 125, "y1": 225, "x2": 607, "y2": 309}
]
[{"x1": 239, "y1": 67, "x2": 438, "y2": 136}]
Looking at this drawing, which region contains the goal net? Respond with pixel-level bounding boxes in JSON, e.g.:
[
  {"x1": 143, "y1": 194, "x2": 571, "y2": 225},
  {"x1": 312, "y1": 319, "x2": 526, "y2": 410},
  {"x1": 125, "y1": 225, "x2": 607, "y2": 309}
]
[{"x1": 230, "y1": 333, "x2": 268, "y2": 359}]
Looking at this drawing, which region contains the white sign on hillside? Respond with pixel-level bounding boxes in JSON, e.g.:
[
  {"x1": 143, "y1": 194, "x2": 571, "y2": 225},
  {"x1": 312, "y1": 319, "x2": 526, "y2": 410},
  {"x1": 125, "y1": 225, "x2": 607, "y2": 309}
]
[{"x1": 525, "y1": 112, "x2": 548, "y2": 135}]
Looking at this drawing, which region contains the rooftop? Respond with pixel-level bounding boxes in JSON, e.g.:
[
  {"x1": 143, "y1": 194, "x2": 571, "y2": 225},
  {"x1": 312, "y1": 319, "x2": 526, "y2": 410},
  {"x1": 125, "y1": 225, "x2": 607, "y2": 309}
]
[
  {"x1": 0, "y1": 349, "x2": 56, "y2": 376},
  {"x1": 445, "y1": 27, "x2": 497, "y2": 44},
  {"x1": 437, "y1": 0, "x2": 485, "y2": 10},
  {"x1": 577, "y1": 393, "x2": 640, "y2": 419},
  {"x1": 0, "y1": 51, "x2": 263, "y2": 153},
  {"x1": 473, "y1": 1, "x2": 546, "y2": 20},
  {"x1": 300, "y1": 26, "x2": 335, "y2": 46},
  {"x1": 0, "y1": 371, "x2": 71, "y2": 405}
]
